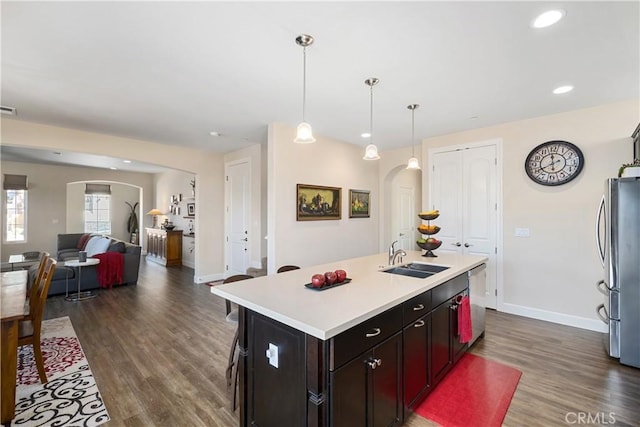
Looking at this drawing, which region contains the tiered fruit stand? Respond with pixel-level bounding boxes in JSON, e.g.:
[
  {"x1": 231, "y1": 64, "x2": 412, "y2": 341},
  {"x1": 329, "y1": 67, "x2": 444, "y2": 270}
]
[{"x1": 417, "y1": 211, "x2": 442, "y2": 257}]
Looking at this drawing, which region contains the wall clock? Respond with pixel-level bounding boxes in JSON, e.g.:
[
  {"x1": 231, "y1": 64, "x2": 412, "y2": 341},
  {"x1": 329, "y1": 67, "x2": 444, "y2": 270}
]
[{"x1": 524, "y1": 140, "x2": 584, "y2": 186}]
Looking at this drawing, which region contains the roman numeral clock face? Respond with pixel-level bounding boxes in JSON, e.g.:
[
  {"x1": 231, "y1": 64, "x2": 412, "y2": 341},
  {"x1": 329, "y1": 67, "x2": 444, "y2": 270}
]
[{"x1": 525, "y1": 141, "x2": 584, "y2": 186}]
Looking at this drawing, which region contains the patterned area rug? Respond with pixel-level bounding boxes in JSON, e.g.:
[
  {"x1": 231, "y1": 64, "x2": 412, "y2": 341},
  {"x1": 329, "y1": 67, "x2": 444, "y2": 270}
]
[{"x1": 14, "y1": 316, "x2": 110, "y2": 426}]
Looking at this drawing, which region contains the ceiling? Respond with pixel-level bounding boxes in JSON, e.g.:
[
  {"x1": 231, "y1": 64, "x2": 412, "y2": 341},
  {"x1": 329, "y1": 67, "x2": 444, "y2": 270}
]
[{"x1": 1, "y1": 1, "x2": 639, "y2": 170}]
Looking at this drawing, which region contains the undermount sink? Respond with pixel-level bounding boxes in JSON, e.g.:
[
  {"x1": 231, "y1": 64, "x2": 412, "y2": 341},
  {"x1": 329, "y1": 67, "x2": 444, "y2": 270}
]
[{"x1": 382, "y1": 262, "x2": 449, "y2": 279}]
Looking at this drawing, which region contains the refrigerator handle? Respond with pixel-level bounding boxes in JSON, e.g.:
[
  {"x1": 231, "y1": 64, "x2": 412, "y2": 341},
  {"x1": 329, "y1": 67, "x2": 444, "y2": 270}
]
[
  {"x1": 596, "y1": 279, "x2": 615, "y2": 294},
  {"x1": 595, "y1": 194, "x2": 606, "y2": 266},
  {"x1": 596, "y1": 304, "x2": 609, "y2": 325}
]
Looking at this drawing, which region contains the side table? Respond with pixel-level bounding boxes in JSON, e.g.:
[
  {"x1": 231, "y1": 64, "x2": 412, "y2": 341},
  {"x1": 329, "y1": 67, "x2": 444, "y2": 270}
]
[{"x1": 64, "y1": 258, "x2": 100, "y2": 302}]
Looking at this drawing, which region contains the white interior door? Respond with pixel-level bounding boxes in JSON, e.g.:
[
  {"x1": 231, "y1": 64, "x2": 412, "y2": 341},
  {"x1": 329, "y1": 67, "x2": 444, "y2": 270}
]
[
  {"x1": 431, "y1": 144, "x2": 498, "y2": 309},
  {"x1": 226, "y1": 160, "x2": 251, "y2": 276},
  {"x1": 396, "y1": 186, "x2": 415, "y2": 250}
]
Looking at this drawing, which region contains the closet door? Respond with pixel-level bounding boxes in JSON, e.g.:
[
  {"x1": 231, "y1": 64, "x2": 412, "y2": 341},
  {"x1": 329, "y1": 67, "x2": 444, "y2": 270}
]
[{"x1": 431, "y1": 144, "x2": 498, "y2": 309}]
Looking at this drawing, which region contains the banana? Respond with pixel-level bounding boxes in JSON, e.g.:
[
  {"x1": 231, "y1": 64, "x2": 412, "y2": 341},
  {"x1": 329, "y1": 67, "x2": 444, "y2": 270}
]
[{"x1": 419, "y1": 209, "x2": 439, "y2": 216}]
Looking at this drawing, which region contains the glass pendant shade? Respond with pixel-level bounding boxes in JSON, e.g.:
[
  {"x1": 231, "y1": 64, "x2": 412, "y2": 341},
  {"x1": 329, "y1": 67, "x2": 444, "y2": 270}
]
[
  {"x1": 363, "y1": 77, "x2": 380, "y2": 160},
  {"x1": 407, "y1": 156, "x2": 421, "y2": 170},
  {"x1": 363, "y1": 143, "x2": 380, "y2": 160},
  {"x1": 294, "y1": 34, "x2": 315, "y2": 144},
  {"x1": 406, "y1": 103, "x2": 421, "y2": 169},
  {"x1": 294, "y1": 122, "x2": 315, "y2": 143}
]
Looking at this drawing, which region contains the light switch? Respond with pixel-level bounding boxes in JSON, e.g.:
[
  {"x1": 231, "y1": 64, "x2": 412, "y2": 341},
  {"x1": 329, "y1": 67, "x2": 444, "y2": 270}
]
[
  {"x1": 266, "y1": 343, "x2": 279, "y2": 368},
  {"x1": 515, "y1": 228, "x2": 530, "y2": 237}
]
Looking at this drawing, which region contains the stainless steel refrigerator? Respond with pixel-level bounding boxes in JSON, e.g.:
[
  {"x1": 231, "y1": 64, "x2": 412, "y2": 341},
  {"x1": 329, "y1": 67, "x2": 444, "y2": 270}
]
[{"x1": 596, "y1": 177, "x2": 640, "y2": 368}]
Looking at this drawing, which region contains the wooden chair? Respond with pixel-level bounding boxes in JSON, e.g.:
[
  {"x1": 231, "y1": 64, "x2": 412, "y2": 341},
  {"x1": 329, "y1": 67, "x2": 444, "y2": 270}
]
[
  {"x1": 223, "y1": 274, "x2": 253, "y2": 411},
  {"x1": 28, "y1": 252, "x2": 50, "y2": 304},
  {"x1": 18, "y1": 257, "x2": 57, "y2": 384},
  {"x1": 277, "y1": 265, "x2": 300, "y2": 273}
]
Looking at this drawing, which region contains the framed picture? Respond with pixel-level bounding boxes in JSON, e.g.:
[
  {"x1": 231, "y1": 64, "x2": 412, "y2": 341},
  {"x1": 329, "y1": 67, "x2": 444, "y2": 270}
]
[
  {"x1": 297, "y1": 184, "x2": 341, "y2": 221},
  {"x1": 349, "y1": 189, "x2": 370, "y2": 218},
  {"x1": 187, "y1": 203, "x2": 195, "y2": 216}
]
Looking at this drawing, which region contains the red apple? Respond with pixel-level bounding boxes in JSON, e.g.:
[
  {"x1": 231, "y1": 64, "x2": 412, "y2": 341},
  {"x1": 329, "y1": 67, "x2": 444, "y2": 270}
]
[
  {"x1": 324, "y1": 271, "x2": 338, "y2": 285},
  {"x1": 311, "y1": 274, "x2": 325, "y2": 288},
  {"x1": 335, "y1": 269, "x2": 347, "y2": 282}
]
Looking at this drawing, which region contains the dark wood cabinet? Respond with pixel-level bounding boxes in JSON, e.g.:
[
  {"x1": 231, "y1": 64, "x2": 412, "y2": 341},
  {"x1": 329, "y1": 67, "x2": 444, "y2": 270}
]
[
  {"x1": 145, "y1": 227, "x2": 182, "y2": 267},
  {"x1": 237, "y1": 273, "x2": 472, "y2": 427},
  {"x1": 403, "y1": 313, "x2": 431, "y2": 411},
  {"x1": 331, "y1": 332, "x2": 402, "y2": 427},
  {"x1": 431, "y1": 286, "x2": 468, "y2": 387}
]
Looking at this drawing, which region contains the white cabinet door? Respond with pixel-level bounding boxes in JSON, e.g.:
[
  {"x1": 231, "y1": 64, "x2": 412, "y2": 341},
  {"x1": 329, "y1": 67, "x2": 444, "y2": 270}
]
[{"x1": 431, "y1": 144, "x2": 498, "y2": 309}]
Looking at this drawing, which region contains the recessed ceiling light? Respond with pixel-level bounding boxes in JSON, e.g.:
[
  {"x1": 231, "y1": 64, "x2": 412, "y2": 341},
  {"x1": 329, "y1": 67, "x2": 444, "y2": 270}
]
[
  {"x1": 110, "y1": 167, "x2": 117, "y2": 170},
  {"x1": 123, "y1": 160, "x2": 132, "y2": 164},
  {"x1": 361, "y1": 132, "x2": 371, "y2": 138},
  {"x1": 209, "y1": 131, "x2": 220, "y2": 137},
  {"x1": 470, "y1": 116, "x2": 479, "y2": 120},
  {"x1": 553, "y1": 85, "x2": 574, "y2": 95},
  {"x1": 532, "y1": 10, "x2": 566, "y2": 29}
]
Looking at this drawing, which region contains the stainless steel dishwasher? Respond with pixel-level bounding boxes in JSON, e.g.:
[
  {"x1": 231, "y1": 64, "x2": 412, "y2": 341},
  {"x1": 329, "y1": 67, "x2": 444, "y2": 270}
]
[{"x1": 468, "y1": 263, "x2": 486, "y2": 345}]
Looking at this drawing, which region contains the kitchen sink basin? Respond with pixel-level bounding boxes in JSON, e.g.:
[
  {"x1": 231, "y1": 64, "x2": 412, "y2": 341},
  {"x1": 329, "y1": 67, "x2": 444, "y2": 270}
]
[{"x1": 382, "y1": 262, "x2": 449, "y2": 279}]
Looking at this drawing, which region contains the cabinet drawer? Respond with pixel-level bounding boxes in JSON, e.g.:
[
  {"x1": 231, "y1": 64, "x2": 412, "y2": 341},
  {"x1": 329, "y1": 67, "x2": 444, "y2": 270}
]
[
  {"x1": 432, "y1": 273, "x2": 468, "y2": 308},
  {"x1": 330, "y1": 305, "x2": 402, "y2": 370},
  {"x1": 403, "y1": 291, "x2": 431, "y2": 326}
]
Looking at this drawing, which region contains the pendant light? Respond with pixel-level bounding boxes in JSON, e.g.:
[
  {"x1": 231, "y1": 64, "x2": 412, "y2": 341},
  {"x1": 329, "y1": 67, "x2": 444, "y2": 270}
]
[
  {"x1": 406, "y1": 104, "x2": 421, "y2": 170},
  {"x1": 363, "y1": 78, "x2": 380, "y2": 160},
  {"x1": 294, "y1": 34, "x2": 315, "y2": 143}
]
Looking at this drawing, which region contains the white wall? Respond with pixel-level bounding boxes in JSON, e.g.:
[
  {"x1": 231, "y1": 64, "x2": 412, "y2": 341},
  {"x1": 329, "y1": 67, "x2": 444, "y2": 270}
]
[
  {"x1": 420, "y1": 99, "x2": 639, "y2": 330},
  {"x1": 1, "y1": 119, "x2": 224, "y2": 282},
  {"x1": 267, "y1": 123, "x2": 380, "y2": 273},
  {"x1": 0, "y1": 160, "x2": 153, "y2": 257}
]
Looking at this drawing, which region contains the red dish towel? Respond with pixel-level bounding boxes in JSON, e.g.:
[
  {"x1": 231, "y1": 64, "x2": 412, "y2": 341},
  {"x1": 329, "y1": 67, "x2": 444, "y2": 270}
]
[
  {"x1": 94, "y1": 252, "x2": 124, "y2": 288},
  {"x1": 458, "y1": 295, "x2": 473, "y2": 343}
]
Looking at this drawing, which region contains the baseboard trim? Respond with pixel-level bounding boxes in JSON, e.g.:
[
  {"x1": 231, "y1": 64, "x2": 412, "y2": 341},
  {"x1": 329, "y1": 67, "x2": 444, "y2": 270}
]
[
  {"x1": 501, "y1": 303, "x2": 608, "y2": 333},
  {"x1": 195, "y1": 273, "x2": 224, "y2": 284},
  {"x1": 182, "y1": 260, "x2": 195, "y2": 269}
]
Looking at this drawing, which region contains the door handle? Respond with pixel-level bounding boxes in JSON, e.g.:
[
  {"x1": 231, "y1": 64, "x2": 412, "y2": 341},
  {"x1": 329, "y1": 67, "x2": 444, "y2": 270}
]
[
  {"x1": 399, "y1": 233, "x2": 405, "y2": 236},
  {"x1": 464, "y1": 243, "x2": 473, "y2": 247},
  {"x1": 451, "y1": 242, "x2": 461, "y2": 247}
]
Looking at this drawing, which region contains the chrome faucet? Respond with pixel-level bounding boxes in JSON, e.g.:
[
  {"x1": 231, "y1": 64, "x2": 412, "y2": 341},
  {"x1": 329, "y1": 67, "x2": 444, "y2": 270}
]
[{"x1": 388, "y1": 240, "x2": 407, "y2": 265}]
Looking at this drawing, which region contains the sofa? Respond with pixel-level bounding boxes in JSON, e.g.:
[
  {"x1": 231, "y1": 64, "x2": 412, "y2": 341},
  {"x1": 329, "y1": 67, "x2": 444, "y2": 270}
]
[{"x1": 31, "y1": 233, "x2": 142, "y2": 296}]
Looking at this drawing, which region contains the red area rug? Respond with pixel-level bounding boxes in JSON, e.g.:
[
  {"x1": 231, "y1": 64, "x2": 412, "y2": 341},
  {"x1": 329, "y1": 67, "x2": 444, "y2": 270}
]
[{"x1": 415, "y1": 353, "x2": 522, "y2": 427}]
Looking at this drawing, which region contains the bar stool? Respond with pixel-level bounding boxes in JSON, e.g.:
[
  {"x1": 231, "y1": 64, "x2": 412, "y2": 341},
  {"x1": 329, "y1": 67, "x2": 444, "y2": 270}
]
[{"x1": 222, "y1": 274, "x2": 253, "y2": 411}]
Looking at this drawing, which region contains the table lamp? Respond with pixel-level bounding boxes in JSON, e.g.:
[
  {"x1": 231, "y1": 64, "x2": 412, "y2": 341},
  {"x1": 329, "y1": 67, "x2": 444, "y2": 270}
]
[{"x1": 147, "y1": 209, "x2": 163, "y2": 228}]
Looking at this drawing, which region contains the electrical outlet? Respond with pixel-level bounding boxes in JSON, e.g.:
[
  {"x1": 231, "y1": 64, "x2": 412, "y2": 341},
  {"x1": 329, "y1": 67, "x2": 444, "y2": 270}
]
[{"x1": 266, "y1": 343, "x2": 279, "y2": 368}]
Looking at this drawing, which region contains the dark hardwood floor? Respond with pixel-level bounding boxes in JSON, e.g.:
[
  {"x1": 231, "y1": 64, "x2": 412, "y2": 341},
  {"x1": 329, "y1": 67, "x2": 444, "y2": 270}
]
[{"x1": 44, "y1": 260, "x2": 640, "y2": 426}]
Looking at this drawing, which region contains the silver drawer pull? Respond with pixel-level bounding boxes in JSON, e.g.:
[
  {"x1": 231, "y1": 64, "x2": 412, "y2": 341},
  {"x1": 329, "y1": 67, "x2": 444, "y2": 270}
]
[
  {"x1": 366, "y1": 328, "x2": 381, "y2": 338},
  {"x1": 413, "y1": 304, "x2": 425, "y2": 311},
  {"x1": 413, "y1": 320, "x2": 425, "y2": 328}
]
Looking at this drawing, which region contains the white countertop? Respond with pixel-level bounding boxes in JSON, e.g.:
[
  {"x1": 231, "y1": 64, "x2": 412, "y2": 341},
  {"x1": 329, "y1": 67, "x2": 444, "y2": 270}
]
[{"x1": 211, "y1": 251, "x2": 487, "y2": 340}]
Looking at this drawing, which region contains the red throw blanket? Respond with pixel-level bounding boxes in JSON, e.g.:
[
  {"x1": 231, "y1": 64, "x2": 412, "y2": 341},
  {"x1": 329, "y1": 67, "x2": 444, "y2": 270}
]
[
  {"x1": 94, "y1": 252, "x2": 124, "y2": 289},
  {"x1": 458, "y1": 295, "x2": 473, "y2": 344}
]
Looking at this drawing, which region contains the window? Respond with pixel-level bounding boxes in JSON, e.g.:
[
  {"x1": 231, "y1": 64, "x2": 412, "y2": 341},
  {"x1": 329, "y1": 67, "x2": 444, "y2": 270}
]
[
  {"x1": 84, "y1": 194, "x2": 111, "y2": 234},
  {"x1": 5, "y1": 189, "x2": 27, "y2": 242}
]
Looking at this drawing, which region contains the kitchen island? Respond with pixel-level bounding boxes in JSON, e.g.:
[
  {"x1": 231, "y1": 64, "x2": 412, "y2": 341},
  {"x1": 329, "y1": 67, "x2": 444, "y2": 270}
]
[{"x1": 212, "y1": 251, "x2": 487, "y2": 427}]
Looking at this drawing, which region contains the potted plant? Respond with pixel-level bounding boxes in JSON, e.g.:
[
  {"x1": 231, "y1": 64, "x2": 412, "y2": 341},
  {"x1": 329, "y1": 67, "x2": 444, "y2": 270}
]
[{"x1": 618, "y1": 159, "x2": 640, "y2": 178}]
